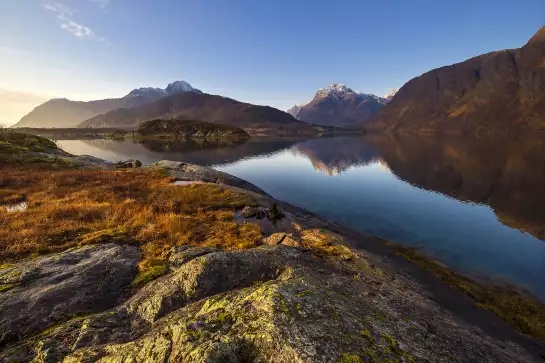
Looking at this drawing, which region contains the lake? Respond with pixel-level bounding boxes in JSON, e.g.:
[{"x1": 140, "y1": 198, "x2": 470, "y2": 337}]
[{"x1": 57, "y1": 135, "x2": 545, "y2": 298}]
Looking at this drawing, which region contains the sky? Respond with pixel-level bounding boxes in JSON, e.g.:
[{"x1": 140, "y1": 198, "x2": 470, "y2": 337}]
[{"x1": 0, "y1": 0, "x2": 543, "y2": 125}]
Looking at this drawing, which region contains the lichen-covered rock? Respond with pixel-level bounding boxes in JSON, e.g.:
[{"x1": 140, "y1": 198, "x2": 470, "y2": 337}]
[
  {"x1": 58, "y1": 244, "x2": 535, "y2": 363},
  {"x1": 2, "y1": 243, "x2": 537, "y2": 363},
  {"x1": 168, "y1": 246, "x2": 220, "y2": 270},
  {"x1": 0, "y1": 244, "x2": 139, "y2": 345},
  {"x1": 124, "y1": 246, "x2": 301, "y2": 324}
]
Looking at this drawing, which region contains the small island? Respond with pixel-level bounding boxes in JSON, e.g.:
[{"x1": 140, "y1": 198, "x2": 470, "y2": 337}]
[{"x1": 131, "y1": 118, "x2": 251, "y2": 139}]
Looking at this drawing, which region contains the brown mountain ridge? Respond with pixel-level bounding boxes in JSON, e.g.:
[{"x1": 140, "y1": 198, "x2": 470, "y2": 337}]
[
  {"x1": 368, "y1": 26, "x2": 545, "y2": 135},
  {"x1": 79, "y1": 91, "x2": 341, "y2": 137}
]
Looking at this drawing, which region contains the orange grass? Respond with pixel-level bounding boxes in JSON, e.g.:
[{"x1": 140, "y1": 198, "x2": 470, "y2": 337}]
[{"x1": 0, "y1": 166, "x2": 261, "y2": 283}]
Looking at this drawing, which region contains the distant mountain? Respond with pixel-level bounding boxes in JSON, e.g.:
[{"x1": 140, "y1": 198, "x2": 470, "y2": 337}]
[
  {"x1": 79, "y1": 91, "x2": 338, "y2": 137},
  {"x1": 12, "y1": 81, "x2": 201, "y2": 128},
  {"x1": 368, "y1": 27, "x2": 545, "y2": 135},
  {"x1": 287, "y1": 84, "x2": 387, "y2": 127},
  {"x1": 383, "y1": 88, "x2": 398, "y2": 101},
  {"x1": 287, "y1": 105, "x2": 303, "y2": 118}
]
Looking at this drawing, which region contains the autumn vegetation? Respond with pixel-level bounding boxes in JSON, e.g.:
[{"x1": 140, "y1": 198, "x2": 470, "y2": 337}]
[{"x1": 0, "y1": 165, "x2": 262, "y2": 285}]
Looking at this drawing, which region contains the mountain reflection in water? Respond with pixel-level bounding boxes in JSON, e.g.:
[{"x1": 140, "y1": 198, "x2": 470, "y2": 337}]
[{"x1": 59, "y1": 135, "x2": 545, "y2": 297}]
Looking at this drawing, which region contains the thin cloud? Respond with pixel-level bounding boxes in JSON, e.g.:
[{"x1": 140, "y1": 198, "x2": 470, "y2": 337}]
[
  {"x1": 86, "y1": 0, "x2": 110, "y2": 8},
  {"x1": 42, "y1": 1, "x2": 107, "y2": 41},
  {"x1": 43, "y1": 2, "x2": 76, "y2": 17},
  {"x1": 60, "y1": 20, "x2": 94, "y2": 39}
]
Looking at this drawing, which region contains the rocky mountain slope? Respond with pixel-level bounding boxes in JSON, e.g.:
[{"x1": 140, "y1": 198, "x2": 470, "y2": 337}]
[
  {"x1": 79, "y1": 91, "x2": 340, "y2": 137},
  {"x1": 368, "y1": 27, "x2": 545, "y2": 134},
  {"x1": 12, "y1": 81, "x2": 200, "y2": 128},
  {"x1": 288, "y1": 84, "x2": 388, "y2": 127}
]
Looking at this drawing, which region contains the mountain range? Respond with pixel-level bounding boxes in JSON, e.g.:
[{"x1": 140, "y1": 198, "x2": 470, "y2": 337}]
[
  {"x1": 287, "y1": 84, "x2": 389, "y2": 127},
  {"x1": 78, "y1": 91, "x2": 337, "y2": 137},
  {"x1": 12, "y1": 81, "x2": 201, "y2": 128},
  {"x1": 9, "y1": 27, "x2": 545, "y2": 135},
  {"x1": 368, "y1": 26, "x2": 545, "y2": 134}
]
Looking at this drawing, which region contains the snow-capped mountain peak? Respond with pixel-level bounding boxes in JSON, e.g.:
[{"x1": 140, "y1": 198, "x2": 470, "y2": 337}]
[
  {"x1": 315, "y1": 84, "x2": 355, "y2": 98},
  {"x1": 384, "y1": 88, "x2": 398, "y2": 101},
  {"x1": 124, "y1": 81, "x2": 201, "y2": 100},
  {"x1": 126, "y1": 87, "x2": 166, "y2": 98},
  {"x1": 166, "y1": 80, "x2": 195, "y2": 94}
]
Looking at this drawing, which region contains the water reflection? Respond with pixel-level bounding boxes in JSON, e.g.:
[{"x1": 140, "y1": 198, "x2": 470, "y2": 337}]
[
  {"x1": 59, "y1": 138, "x2": 298, "y2": 166},
  {"x1": 367, "y1": 135, "x2": 545, "y2": 241},
  {"x1": 291, "y1": 137, "x2": 380, "y2": 175},
  {"x1": 58, "y1": 135, "x2": 545, "y2": 297}
]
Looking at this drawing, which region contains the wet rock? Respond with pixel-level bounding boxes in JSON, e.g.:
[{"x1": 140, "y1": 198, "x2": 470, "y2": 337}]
[
  {"x1": 242, "y1": 206, "x2": 268, "y2": 219},
  {"x1": 0, "y1": 244, "x2": 140, "y2": 345},
  {"x1": 115, "y1": 159, "x2": 142, "y2": 168}
]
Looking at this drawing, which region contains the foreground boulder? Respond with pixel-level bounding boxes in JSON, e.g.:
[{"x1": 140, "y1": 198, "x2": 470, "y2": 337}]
[
  {"x1": 150, "y1": 161, "x2": 271, "y2": 196},
  {"x1": 0, "y1": 244, "x2": 536, "y2": 362},
  {"x1": 0, "y1": 244, "x2": 140, "y2": 345}
]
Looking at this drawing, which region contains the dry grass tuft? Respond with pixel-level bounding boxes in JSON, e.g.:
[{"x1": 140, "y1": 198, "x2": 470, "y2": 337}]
[{"x1": 0, "y1": 166, "x2": 261, "y2": 283}]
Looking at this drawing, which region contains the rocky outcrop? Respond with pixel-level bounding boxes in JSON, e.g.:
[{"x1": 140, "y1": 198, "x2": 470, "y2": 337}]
[
  {"x1": 0, "y1": 243, "x2": 538, "y2": 362},
  {"x1": 0, "y1": 244, "x2": 139, "y2": 345},
  {"x1": 150, "y1": 160, "x2": 271, "y2": 196}
]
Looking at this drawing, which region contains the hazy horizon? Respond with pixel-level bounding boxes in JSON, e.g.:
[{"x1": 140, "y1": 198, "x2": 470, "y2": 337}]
[{"x1": 1, "y1": 0, "x2": 543, "y2": 125}]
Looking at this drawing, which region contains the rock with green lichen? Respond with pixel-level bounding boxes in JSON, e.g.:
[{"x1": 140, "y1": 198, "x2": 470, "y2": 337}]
[
  {"x1": 0, "y1": 244, "x2": 139, "y2": 347},
  {"x1": 1, "y1": 243, "x2": 537, "y2": 362}
]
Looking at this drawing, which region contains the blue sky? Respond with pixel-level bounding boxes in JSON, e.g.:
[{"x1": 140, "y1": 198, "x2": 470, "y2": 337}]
[{"x1": 0, "y1": 0, "x2": 543, "y2": 124}]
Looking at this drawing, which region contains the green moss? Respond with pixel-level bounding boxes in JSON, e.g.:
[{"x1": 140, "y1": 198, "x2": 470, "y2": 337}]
[
  {"x1": 295, "y1": 289, "x2": 312, "y2": 297},
  {"x1": 361, "y1": 349, "x2": 378, "y2": 362},
  {"x1": 338, "y1": 353, "x2": 363, "y2": 363},
  {"x1": 273, "y1": 293, "x2": 290, "y2": 314},
  {"x1": 131, "y1": 262, "x2": 169, "y2": 287},
  {"x1": 0, "y1": 283, "x2": 14, "y2": 292},
  {"x1": 361, "y1": 329, "x2": 374, "y2": 344}
]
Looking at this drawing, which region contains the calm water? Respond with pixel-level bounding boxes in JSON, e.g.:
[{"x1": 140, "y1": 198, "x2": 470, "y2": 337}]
[{"x1": 58, "y1": 135, "x2": 545, "y2": 298}]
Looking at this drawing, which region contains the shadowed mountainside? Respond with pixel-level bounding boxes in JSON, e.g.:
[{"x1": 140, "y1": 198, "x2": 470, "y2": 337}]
[
  {"x1": 12, "y1": 81, "x2": 201, "y2": 129},
  {"x1": 368, "y1": 27, "x2": 545, "y2": 135},
  {"x1": 79, "y1": 92, "x2": 342, "y2": 137}
]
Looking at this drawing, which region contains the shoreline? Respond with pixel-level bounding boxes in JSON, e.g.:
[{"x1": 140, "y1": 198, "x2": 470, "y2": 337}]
[{"x1": 1, "y1": 131, "x2": 545, "y2": 361}]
